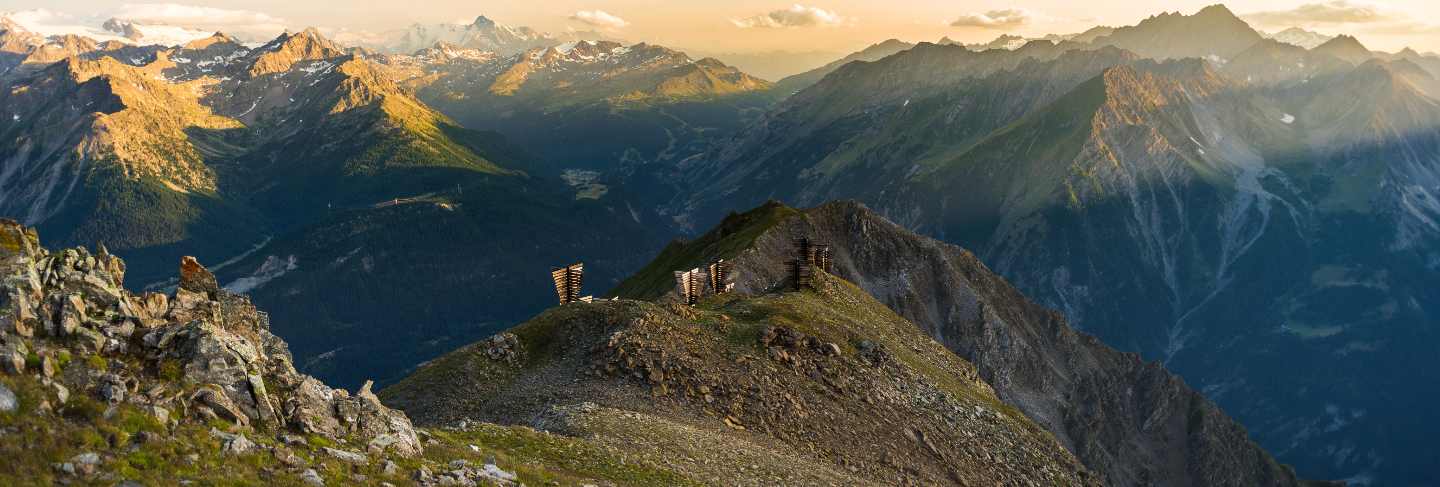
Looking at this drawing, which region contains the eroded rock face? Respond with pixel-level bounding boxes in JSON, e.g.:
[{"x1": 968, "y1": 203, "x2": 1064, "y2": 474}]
[
  {"x1": 0, "y1": 219, "x2": 421, "y2": 457},
  {"x1": 724, "y1": 202, "x2": 1313, "y2": 487}
]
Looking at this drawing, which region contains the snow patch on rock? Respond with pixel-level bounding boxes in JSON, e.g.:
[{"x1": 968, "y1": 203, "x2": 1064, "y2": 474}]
[{"x1": 225, "y1": 255, "x2": 298, "y2": 294}]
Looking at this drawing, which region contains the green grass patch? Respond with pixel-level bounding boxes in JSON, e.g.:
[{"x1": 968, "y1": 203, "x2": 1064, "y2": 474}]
[
  {"x1": 158, "y1": 359, "x2": 182, "y2": 382},
  {"x1": 85, "y1": 355, "x2": 108, "y2": 372},
  {"x1": 428, "y1": 424, "x2": 700, "y2": 486}
]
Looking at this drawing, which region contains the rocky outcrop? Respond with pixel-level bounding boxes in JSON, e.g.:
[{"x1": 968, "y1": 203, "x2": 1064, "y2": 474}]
[
  {"x1": 0, "y1": 219, "x2": 421, "y2": 457},
  {"x1": 384, "y1": 255, "x2": 1103, "y2": 486}
]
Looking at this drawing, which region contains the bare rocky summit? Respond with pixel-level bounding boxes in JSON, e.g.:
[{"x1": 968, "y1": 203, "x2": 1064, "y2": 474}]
[{"x1": 383, "y1": 242, "x2": 1102, "y2": 485}]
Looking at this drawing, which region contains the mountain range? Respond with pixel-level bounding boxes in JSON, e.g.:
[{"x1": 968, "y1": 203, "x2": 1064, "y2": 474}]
[
  {"x1": 4, "y1": 3, "x2": 1440, "y2": 485},
  {"x1": 356, "y1": 15, "x2": 612, "y2": 57},
  {"x1": 383, "y1": 37, "x2": 771, "y2": 174},
  {"x1": 677, "y1": 5, "x2": 1440, "y2": 485},
  {"x1": 0, "y1": 23, "x2": 670, "y2": 392}
]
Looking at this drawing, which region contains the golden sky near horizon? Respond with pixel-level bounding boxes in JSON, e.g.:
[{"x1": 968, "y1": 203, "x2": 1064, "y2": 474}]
[{"x1": 5, "y1": 0, "x2": 1439, "y2": 53}]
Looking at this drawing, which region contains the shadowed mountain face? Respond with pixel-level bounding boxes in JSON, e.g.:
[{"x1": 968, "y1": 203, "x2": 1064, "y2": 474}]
[
  {"x1": 770, "y1": 39, "x2": 916, "y2": 99},
  {"x1": 369, "y1": 38, "x2": 776, "y2": 224},
  {"x1": 613, "y1": 201, "x2": 1330, "y2": 487},
  {"x1": 677, "y1": 9, "x2": 1440, "y2": 482}
]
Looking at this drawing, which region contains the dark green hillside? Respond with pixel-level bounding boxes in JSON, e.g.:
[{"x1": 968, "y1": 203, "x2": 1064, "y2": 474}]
[
  {"x1": 36, "y1": 167, "x2": 267, "y2": 287},
  {"x1": 430, "y1": 93, "x2": 774, "y2": 175},
  {"x1": 220, "y1": 172, "x2": 668, "y2": 389},
  {"x1": 609, "y1": 200, "x2": 799, "y2": 300}
]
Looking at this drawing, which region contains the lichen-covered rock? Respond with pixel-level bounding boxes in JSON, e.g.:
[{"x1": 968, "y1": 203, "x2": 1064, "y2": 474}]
[
  {"x1": 0, "y1": 342, "x2": 24, "y2": 375},
  {"x1": 481, "y1": 333, "x2": 520, "y2": 363},
  {"x1": 178, "y1": 255, "x2": 220, "y2": 296},
  {"x1": 0, "y1": 382, "x2": 16, "y2": 412}
]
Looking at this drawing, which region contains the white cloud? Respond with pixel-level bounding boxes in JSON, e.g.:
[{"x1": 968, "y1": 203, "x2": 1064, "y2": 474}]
[
  {"x1": 732, "y1": 4, "x2": 846, "y2": 29},
  {"x1": 570, "y1": 10, "x2": 629, "y2": 30},
  {"x1": 325, "y1": 27, "x2": 396, "y2": 48},
  {"x1": 1, "y1": 3, "x2": 288, "y2": 45},
  {"x1": 1245, "y1": 1, "x2": 1391, "y2": 26},
  {"x1": 6, "y1": 9, "x2": 130, "y2": 42},
  {"x1": 1249, "y1": 0, "x2": 1393, "y2": 25},
  {"x1": 1356, "y1": 20, "x2": 1440, "y2": 36},
  {"x1": 1243, "y1": 0, "x2": 1440, "y2": 44},
  {"x1": 950, "y1": 9, "x2": 1033, "y2": 30},
  {"x1": 112, "y1": 3, "x2": 288, "y2": 40}
]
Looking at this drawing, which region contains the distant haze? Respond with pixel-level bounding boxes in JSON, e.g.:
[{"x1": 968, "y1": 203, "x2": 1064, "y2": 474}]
[{"x1": 4, "y1": 0, "x2": 1440, "y2": 55}]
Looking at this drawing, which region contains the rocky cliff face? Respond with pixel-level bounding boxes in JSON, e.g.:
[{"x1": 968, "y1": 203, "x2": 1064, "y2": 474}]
[{"x1": 613, "y1": 201, "x2": 1334, "y2": 486}]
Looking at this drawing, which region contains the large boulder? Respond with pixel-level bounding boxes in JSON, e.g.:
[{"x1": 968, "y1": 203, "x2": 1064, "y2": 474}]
[{"x1": 178, "y1": 256, "x2": 219, "y2": 297}]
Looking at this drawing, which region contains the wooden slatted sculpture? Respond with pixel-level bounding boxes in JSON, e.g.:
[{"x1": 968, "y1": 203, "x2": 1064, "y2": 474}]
[
  {"x1": 708, "y1": 259, "x2": 734, "y2": 294},
  {"x1": 813, "y1": 244, "x2": 832, "y2": 273},
  {"x1": 551, "y1": 263, "x2": 584, "y2": 305},
  {"x1": 674, "y1": 267, "x2": 706, "y2": 305},
  {"x1": 789, "y1": 238, "x2": 815, "y2": 291},
  {"x1": 787, "y1": 238, "x2": 831, "y2": 291}
]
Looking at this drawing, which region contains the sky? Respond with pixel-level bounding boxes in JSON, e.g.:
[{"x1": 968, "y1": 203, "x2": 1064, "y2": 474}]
[{"x1": 3, "y1": 0, "x2": 1439, "y2": 54}]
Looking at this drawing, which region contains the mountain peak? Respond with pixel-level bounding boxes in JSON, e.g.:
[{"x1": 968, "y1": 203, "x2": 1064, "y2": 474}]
[
  {"x1": 100, "y1": 17, "x2": 141, "y2": 40},
  {"x1": 1319, "y1": 34, "x2": 1366, "y2": 49},
  {"x1": 181, "y1": 31, "x2": 238, "y2": 50},
  {"x1": 249, "y1": 27, "x2": 345, "y2": 77},
  {"x1": 1264, "y1": 26, "x2": 1334, "y2": 49},
  {"x1": 295, "y1": 26, "x2": 327, "y2": 41},
  {"x1": 1195, "y1": 4, "x2": 1240, "y2": 19},
  {"x1": 1313, "y1": 34, "x2": 1372, "y2": 63},
  {"x1": 1091, "y1": 2, "x2": 1262, "y2": 59},
  {"x1": 472, "y1": 15, "x2": 497, "y2": 29}
]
